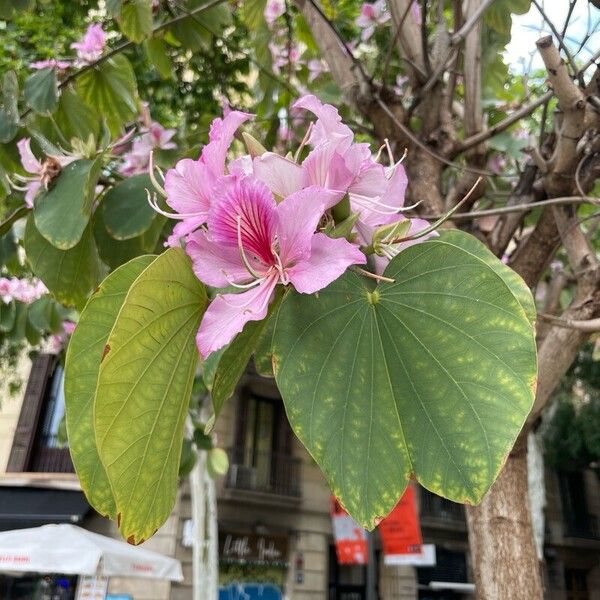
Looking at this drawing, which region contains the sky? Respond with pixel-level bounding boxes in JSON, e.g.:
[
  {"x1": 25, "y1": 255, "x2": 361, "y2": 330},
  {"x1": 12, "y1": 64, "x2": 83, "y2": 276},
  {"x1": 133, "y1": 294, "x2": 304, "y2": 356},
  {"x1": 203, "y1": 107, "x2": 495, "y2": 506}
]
[{"x1": 506, "y1": 1, "x2": 600, "y2": 72}]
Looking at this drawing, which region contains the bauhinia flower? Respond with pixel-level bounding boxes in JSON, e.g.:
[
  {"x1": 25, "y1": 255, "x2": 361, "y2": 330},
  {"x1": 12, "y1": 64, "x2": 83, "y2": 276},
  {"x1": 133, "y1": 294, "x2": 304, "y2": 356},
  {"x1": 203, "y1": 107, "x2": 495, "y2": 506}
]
[
  {"x1": 307, "y1": 58, "x2": 329, "y2": 82},
  {"x1": 0, "y1": 276, "x2": 47, "y2": 304},
  {"x1": 119, "y1": 121, "x2": 177, "y2": 177},
  {"x1": 355, "y1": 1, "x2": 390, "y2": 41},
  {"x1": 71, "y1": 23, "x2": 106, "y2": 64},
  {"x1": 14, "y1": 138, "x2": 76, "y2": 207},
  {"x1": 187, "y1": 175, "x2": 366, "y2": 357},
  {"x1": 264, "y1": 0, "x2": 285, "y2": 26},
  {"x1": 29, "y1": 58, "x2": 71, "y2": 71}
]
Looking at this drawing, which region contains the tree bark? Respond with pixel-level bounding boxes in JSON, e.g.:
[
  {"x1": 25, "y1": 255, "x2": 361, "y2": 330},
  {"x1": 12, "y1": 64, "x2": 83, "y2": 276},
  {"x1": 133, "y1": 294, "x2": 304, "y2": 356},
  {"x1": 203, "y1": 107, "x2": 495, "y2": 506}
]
[{"x1": 466, "y1": 442, "x2": 544, "y2": 600}]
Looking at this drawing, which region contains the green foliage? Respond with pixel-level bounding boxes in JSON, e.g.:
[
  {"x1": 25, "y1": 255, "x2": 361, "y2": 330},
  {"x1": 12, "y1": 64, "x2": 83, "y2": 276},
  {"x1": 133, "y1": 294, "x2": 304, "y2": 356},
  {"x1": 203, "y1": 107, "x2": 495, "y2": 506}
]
[
  {"x1": 65, "y1": 255, "x2": 155, "y2": 519},
  {"x1": 24, "y1": 215, "x2": 102, "y2": 308},
  {"x1": 93, "y1": 249, "x2": 206, "y2": 543},
  {"x1": 34, "y1": 158, "x2": 102, "y2": 249},
  {"x1": 0, "y1": 71, "x2": 19, "y2": 143},
  {"x1": 23, "y1": 67, "x2": 58, "y2": 114},
  {"x1": 118, "y1": 0, "x2": 153, "y2": 43},
  {"x1": 272, "y1": 232, "x2": 536, "y2": 528}
]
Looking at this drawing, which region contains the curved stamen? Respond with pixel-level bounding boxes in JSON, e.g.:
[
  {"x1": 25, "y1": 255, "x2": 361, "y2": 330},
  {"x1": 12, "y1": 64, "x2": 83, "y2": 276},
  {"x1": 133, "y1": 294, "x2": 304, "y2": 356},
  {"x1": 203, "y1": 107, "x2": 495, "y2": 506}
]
[
  {"x1": 146, "y1": 190, "x2": 206, "y2": 220},
  {"x1": 226, "y1": 276, "x2": 267, "y2": 290},
  {"x1": 148, "y1": 151, "x2": 167, "y2": 198},
  {"x1": 351, "y1": 195, "x2": 403, "y2": 215},
  {"x1": 271, "y1": 246, "x2": 288, "y2": 284},
  {"x1": 237, "y1": 215, "x2": 265, "y2": 280}
]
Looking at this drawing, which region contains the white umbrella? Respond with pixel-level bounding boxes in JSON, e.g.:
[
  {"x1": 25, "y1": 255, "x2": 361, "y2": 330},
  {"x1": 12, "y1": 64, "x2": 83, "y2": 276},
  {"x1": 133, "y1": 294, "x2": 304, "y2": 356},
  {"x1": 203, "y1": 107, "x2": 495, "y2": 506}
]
[{"x1": 0, "y1": 523, "x2": 183, "y2": 581}]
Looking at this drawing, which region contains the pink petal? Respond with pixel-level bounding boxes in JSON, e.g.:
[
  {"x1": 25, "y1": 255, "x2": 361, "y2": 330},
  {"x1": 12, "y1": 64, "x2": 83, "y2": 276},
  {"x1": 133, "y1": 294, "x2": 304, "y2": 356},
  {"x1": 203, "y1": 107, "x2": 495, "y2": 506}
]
[
  {"x1": 24, "y1": 181, "x2": 42, "y2": 207},
  {"x1": 17, "y1": 139, "x2": 41, "y2": 174},
  {"x1": 229, "y1": 155, "x2": 253, "y2": 176},
  {"x1": 165, "y1": 217, "x2": 206, "y2": 248},
  {"x1": 185, "y1": 230, "x2": 254, "y2": 287},
  {"x1": 165, "y1": 158, "x2": 214, "y2": 218},
  {"x1": 276, "y1": 186, "x2": 327, "y2": 265},
  {"x1": 253, "y1": 152, "x2": 303, "y2": 198},
  {"x1": 208, "y1": 175, "x2": 277, "y2": 265},
  {"x1": 200, "y1": 110, "x2": 253, "y2": 177},
  {"x1": 287, "y1": 233, "x2": 366, "y2": 294},
  {"x1": 301, "y1": 144, "x2": 354, "y2": 207},
  {"x1": 196, "y1": 276, "x2": 278, "y2": 358},
  {"x1": 292, "y1": 94, "x2": 353, "y2": 151}
]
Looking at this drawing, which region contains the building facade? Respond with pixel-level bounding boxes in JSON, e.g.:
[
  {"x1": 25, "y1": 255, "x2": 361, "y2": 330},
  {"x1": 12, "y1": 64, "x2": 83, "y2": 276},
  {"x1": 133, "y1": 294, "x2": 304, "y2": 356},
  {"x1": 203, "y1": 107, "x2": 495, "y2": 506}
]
[{"x1": 0, "y1": 353, "x2": 599, "y2": 599}]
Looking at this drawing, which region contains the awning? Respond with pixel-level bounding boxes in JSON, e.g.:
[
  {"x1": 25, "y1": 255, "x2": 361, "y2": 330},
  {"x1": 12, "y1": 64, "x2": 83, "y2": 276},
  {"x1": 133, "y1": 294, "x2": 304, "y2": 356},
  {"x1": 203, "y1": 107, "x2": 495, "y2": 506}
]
[
  {"x1": 0, "y1": 487, "x2": 89, "y2": 531},
  {"x1": 0, "y1": 524, "x2": 183, "y2": 581}
]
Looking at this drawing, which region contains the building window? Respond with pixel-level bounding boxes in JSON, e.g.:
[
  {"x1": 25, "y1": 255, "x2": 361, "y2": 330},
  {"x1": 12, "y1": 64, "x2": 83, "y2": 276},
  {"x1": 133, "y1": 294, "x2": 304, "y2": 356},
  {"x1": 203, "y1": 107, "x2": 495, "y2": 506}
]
[
  {"x1": 226, "y1": 391, "x2": 301, "y2": 497},
  {"x1": 7, "y1": 355, "x2": 73, "y2": 474},
  {"x1": 559, "y1": 471, "x2": 599, "y2": 539},
  {"x1": 565, "y1": 568, "x2": 589, "y2": 600},
  {"x1": 328, "y1": 545, "x2": 367, "y2": 600},
  {"x1": 419, "y1": 488, "x2": 465, "y2": 522}
]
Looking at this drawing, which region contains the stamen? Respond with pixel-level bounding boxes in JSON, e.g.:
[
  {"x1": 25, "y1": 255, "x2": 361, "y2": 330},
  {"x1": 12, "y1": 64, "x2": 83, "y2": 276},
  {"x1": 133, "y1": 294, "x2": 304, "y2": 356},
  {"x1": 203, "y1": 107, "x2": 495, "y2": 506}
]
[
  {"x1": 351, "y1": 194, "x2": 403, "y2": 215},
  {"x1": 353, "y1": 266, "x2": 395, "y2": 284},
  {"x1": 146, "y1": 189, "x2": 205, "y2": 220},
  {"x1": 227, "y1": 277, "x2": 266, "y2": 290},
  {"x1": 295, "y1": 121, "x2": 314, "y2": 162},
  {"x1": 148, "y1": 152, "x2": 167, "y2": 198},
  {"x1": 384, "y1": 139, "x2": 394, "y2": 165},
  {"x1": 237, "y1": 215, "x2": 264, "y2": 280}
]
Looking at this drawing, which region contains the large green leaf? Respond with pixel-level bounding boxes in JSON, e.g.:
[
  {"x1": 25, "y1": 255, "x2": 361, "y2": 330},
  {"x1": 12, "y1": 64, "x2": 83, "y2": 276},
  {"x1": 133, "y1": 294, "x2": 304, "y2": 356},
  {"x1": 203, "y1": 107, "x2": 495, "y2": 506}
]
[
  {"x1": 0, "y1": 71, "x2": 19, "y2": 143},
  {"x1": 118, "y1": 0, "x2": 153, "y2": 43},
  {"x1": 273, "y1": 231, "x2": 537, "y2": 529},
  {"x1": 144, "y1": 37, "x2": 173, "y2": 79},
  {"x1": 55, "y1": 87, "x2": 100, "y2": 142},
  {"x1": 0, "y1": 300, "x2": 15, "y2": 332},
  {"x1": 65, "y1": 256, "x2": 155, "y2": 519},
  {"x1": 24, "y1": 68, "x2": 58, "y2": 114},
  {"x1": 76, "y1": 55, "x2": 138, "y2": 135},
  {"x1": 102, "y1": 174, "x2": 156, "y2": 240},
  {"x1": 24, "y1": 215, "x2": 102, "y2": 308},
  {"x1": 34, "y1": 159, "x2": 101, "y2": 250},
  {"x1": 94, "y1": 248, "x2": 206, "y2": 543}
]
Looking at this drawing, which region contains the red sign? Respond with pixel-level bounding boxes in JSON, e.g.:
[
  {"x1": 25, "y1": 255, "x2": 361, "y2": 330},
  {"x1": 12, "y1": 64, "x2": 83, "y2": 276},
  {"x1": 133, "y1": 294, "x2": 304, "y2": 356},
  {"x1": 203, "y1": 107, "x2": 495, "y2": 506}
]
[
  {"x1": 378, "y1": 485, "x2": 423, "y2": 561},
  {"x1": 330, "y1": 496, "x2": 368, "y2": 565}
]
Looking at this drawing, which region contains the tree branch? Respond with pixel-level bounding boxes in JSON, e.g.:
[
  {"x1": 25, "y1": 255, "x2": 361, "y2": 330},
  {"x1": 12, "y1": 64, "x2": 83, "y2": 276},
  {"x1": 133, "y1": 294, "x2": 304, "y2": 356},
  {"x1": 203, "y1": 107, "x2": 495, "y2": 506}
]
[
  {"x1": 450, "y1": 0, "x2": 495, "y2": 45},
  {"x1": 538, "y1": 313, "x2": 600, "y2": 332}
]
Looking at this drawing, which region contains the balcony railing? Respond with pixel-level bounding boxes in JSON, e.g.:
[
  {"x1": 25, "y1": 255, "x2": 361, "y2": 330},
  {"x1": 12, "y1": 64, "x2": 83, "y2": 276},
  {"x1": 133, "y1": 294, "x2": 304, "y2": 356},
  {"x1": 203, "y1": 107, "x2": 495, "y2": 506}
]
[
  {"x1": 225, "y1": 446, "x2": 301, "y2": 497},
  {"x1": 564, "y1": 514, "x2": 600, "y2": 540},
  {"x1": 29, "y1": 435, "x2": 74, "y2": 473},
  {"x1": 420, "y1": 489, "x2": 465, "y2": 522}
]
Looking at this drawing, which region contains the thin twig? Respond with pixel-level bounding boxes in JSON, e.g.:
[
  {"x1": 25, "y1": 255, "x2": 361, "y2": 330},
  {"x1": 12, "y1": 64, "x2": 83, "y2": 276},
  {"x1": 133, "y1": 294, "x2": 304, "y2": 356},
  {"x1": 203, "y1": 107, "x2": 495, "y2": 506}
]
[
  {"x1": 538, "y1": 313, "x2": 600, "y2": 332},
  {"x1": 450, "y1": 0, "x2": 495, "y2": 45},
  {"x1": 381, "y1": 0, "x2": 416, "y2": 86},
  {"x1": 418, "y1": 196, "x2": 600, "y2": 220}
]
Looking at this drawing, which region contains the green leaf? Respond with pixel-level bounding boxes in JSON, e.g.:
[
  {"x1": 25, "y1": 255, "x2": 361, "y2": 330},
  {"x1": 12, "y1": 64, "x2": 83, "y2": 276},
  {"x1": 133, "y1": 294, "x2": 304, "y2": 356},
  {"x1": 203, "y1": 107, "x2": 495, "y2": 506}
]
[
  {"x1": 27, "y1": 296, "x2": 53, "y2": 331},
  {"x1": 207, "y1": 447, "x2": 229, "y2": 478},
  {"x1": 76, "y1": 55, "x2": 138, "y2": 136},
  {"x1": 94, "y1": 248, "x2": 207, "y2": 543},
  {"x1": 55, "y1": 87, "x2": 100, "y2": 142},
  {"x1": 169, "y1": 0, "x2": 231, "y2": 50},
  {"x1": 118, "y1": 0, "x2": 153, "y2": 43},
  {"x1": 24, "y1": 68, "x2": 58, "y2": 114},
  {"x1": 65, "y1": 256, "x2": 155, "y2": 519},
  {"x1": 0, "y1": 300, "x2": 16, "y2": 333},
  {"x1": 273, "y1": 231, "x2": 537, "y2": 529},
  {"x1": 102, "y1": 174, "x2": 156, "y2": 240},
  {"x1": 144, "y1": 37, "x2": 173, "y2": 79},
  {"x1": 106, "y1": 0, "x2": 122, "y2": 16},
  {"x1": 24, "y1": 215, "x2": 102, "y2": 309},
  {"x1": 0, "y1": 0, "x2": 35, "y2": 18},
  {"x1": 178, "y1": 439, "x2": 197, "y2": 478},
  {"x1": 0, "y1": 71, "x2": 19, "y2": 143},
  {"x1": 34, "y1": 159, "x2": 101, "y2": 250},
  {"x1": 0, "y1": 206, "x2": 29, "y2": 237}
]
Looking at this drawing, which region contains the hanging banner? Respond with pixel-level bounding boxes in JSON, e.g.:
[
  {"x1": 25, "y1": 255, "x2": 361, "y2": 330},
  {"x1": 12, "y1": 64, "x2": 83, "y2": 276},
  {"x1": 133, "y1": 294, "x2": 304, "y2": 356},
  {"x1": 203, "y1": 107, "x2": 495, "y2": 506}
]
[
  {"x1": 330, "y1": 496, "x2": 368, "y2": 565},
  {"x1": 379, "y1": 486, "x2": 425, "y2": 565}
]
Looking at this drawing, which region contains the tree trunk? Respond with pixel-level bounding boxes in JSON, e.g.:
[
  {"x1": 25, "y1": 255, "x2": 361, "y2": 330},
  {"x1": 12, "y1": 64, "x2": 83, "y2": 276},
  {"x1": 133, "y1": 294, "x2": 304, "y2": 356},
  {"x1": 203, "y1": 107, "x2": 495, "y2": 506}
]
[{"x1": 466, "y1": 441, "x2": 544, "y2": 600}]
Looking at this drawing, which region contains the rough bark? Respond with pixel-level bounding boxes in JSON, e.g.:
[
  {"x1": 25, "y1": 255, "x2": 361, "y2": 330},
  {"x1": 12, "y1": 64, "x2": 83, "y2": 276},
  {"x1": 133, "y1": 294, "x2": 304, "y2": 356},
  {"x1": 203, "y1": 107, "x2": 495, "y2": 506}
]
[{"x1": 466, "y1": 442, "x2": 543, "y2": 600}]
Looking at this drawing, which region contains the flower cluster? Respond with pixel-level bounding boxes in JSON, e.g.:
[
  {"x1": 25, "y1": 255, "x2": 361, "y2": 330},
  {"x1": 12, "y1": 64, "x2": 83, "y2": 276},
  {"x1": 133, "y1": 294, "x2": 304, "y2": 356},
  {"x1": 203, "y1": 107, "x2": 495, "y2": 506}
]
[
  {"x1": 0, "y1": 277, "x2": 48, "y2": 304},
  {"x1": 355, "y1": 1, "x2": 390, "y2": 41},
  {"x1": 29, "y1": 23, "x2": 106, "y2": 72},
  {"x1": 153, "y1": 95, "x2": 434, "y2": 358}
]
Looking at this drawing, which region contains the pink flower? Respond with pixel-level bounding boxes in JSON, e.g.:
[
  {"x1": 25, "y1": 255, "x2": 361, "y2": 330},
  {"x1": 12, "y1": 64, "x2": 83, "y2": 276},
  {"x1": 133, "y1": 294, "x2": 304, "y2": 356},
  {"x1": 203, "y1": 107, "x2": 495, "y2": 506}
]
[
  {"x1": 393, "y1": 74, "x2": 408, "y2": 95},
  {"x1": 62, "y1": 320, "x2": 76, "y2": 335},
  {"x1": 30, "y1": 59, "x2": 71, "y2": 71},
  {"x1": 15, "y1": 138, "x2": 75, "y2": 207},
  {"x1": 156, "y1": 111, "x2": 252, "y2": 246},
  {"x1": 307, "y1": 59, "x2": 329, "y2": 82},
  {"x1": 187, "y1": 175, "x2": 365, "y2": 357},
  {"x1": 269, "y1": 42, "x2": 303, "y2": 75},
  {"x1": 118, "y1": 122, "x2": 177, "y2": 177},
  {"x1": 355, "y1": 1, "x2": 389, "y2": 41},
  {"x1": 411, "y1": 2, "x2": 422, "y2": 25},
  {"x1": 0, "y1": 277, "x2": 47, "y2": 304},
  {"x1": 264, "y1": 0, "x2": 285, "y2": 26},
  {"x1": 71, "y1": 24, "x2": 106, "y2": 64}
]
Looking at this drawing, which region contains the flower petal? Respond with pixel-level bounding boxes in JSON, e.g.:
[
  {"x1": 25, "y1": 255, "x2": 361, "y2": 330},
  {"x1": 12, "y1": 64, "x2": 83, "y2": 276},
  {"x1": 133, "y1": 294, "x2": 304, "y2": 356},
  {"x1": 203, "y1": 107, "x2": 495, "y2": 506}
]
[
  {"x1": 253, "y1": 152, "x2": 303, "y2": 198},
  {"x1": 164, "y1": 158, "x2": 214, "y2": 218},
  {"x1": 196, "y1": 275, "x2": 278, "y2": 358},
  {"x1": 200, "y1": 110, "x2": 253, "y2": 177},
  {"x1": 208, "y1": 175, "x2": 278, "y2": 265},
  {"x1": 276, "y1": 186, "x2": 327, "y2": 265},
  {"x1": 24, "y1": 181, "x2": 42, "y2": 208},
  {"x1": 292, "y1": 94, "x2": 354, "y2": 151},
  {"x1": 301, "y1": 144, "x2": 353, "y2": 207},
  {"x1": 17, "y1": 138, "x2": 41, "y2": 174},
  {"x1": 185, "y1": 229, "x2": 253, "y2": 287},
  {"x1": 287, "y1": 233, "x2": 366, "y2": 294},
  {"x1": 165, "y1": 217, "x2": 206, "y2": 248}
]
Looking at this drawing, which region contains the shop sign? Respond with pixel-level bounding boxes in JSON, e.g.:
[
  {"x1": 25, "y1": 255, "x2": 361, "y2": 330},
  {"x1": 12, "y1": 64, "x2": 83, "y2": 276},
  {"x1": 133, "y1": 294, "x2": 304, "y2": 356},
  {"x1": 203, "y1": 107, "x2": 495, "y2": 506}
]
[
  {"x1": 378, "y1": 485, "x2": 424, "y2": 565},
  {"x1": 75, "y1": 575, "x2": 109, "y2": 600},
  {"x1": 219, "y1": 531, "x2": 288, "y2": 565},
  {"x1": 330, "y1": 496, "x2": 368, "y2": 565}
]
